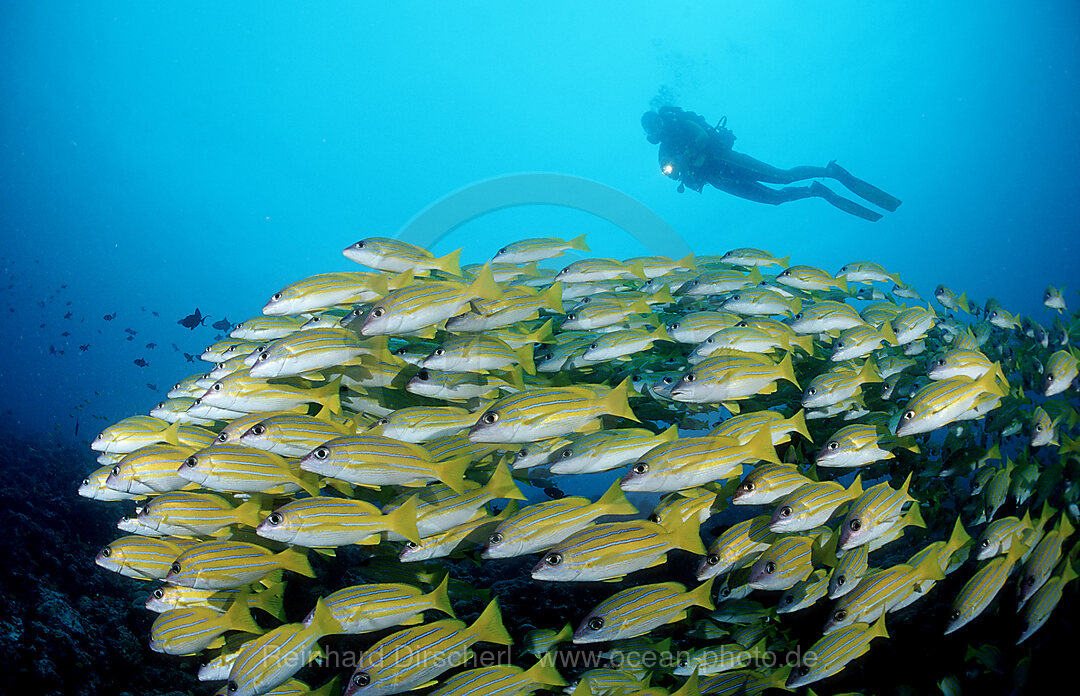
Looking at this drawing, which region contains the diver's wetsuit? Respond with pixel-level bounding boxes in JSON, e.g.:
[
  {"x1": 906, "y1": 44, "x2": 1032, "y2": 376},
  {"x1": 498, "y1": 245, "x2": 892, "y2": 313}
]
[{"x1": 643, "y1": 107, "x2": 901, "y2": 221}]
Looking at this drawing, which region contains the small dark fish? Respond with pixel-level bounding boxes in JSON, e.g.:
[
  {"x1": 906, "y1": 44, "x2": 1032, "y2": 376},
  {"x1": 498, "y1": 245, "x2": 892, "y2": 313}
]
[
  {"x1": 48, "y1": 345, "x2": 57, "y2": 355},
  {"x1": 171, "y1": 343, "x2": 180, "y2": 351},
  {"x1": 133, "y1": 358, "x2": 149, "y2": 367},
  {"x1": 103, "y1": 312, "x2": 117, "y2": 321},
  {"x1": 543, "y1": 486, "x2": 566, "y2": 499},
  {"x1": 39, "y1": 323, "x2": 45, "y2": 328},
  {"x1": 147, "y1": 383, "x2": 158, "y2": 391},
  {"x1": 64, "y1": 311, "x2": 72, "y2": 319},
  {"x1": 125, "y1": 335, "x2": 133, "y2": 341},
  {"x1": 65, "y1": 300, "x2": 71, "y2": 306},
  {"x1": 178, "y1": 308, "x2": 209, "y2": 329},
  {"x1": 152, "y1": 311, "x2": 160, "y2": 317},
  {"x1": 211, "y1": 317, "x2": 232, "y2": 332},
  {"x1": 146, "y1": 342, "x2": 157, "y2": 349},
  {"x1": 79, "y1": 344, "x2": 90, "y2": 352},
  {"x1": 61, "y1": 331, "x2": 70, "y2": 337},
  {"x1": 183, "y1": 352, "x2": 196, "y2": 362},
  {"x1": 74, "y1": 418, "x2": 79, "y2": 437},
  {"x1": 60, "y1": 284, "x2": 67, "y2": 289},
  {"x1": 124, "y1": 327, "x2": 137, "y2": 335}
]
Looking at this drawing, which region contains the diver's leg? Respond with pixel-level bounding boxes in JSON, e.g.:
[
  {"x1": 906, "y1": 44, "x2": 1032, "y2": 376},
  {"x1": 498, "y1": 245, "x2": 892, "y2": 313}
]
[
  {"x1": 825, "y1": 161, "x2": 902, "y2": 212},
  {"x1": 809, "y1": 181, "x2": 883, "y2": 222},
  {"x1": 709, "y1": 178, "x2": 816, "y2": 204},
  {"x1": 718, "y1": 151, "x2": 829, "y2": 184}
]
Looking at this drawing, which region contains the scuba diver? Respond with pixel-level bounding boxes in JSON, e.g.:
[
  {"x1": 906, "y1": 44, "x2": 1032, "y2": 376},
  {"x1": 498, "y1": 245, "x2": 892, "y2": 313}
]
[{"x1": 641, "y1": 106, "x2": 901, "y2": 221}]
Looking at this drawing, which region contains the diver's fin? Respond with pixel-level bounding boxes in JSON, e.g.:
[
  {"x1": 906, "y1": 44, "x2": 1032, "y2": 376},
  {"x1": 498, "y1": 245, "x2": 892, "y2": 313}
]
[
  {"x1": 825, "y1": 161, "x2": 902, "y2": 212},
  {"x1": 810, "y1": 182, "x2": 883, "y2": 222}
]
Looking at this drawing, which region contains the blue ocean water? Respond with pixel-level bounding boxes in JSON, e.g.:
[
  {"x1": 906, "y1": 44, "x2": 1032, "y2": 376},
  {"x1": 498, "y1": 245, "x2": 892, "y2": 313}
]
[{"x1": 3, "y1": 2, "x2": 1078, "y2": 437}]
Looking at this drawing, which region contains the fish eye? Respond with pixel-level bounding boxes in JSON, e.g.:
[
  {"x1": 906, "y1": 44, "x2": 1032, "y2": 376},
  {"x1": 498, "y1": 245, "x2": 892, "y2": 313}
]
[
  {"x1": 950, "y1": 610, "x2": 961, "y2": 620},
  {"x1": 566, "y1": 314, "x2": 576, "y2": 321},
  {"x1": 544, "y1": 553, "x2": 562, "y2": 566},
  {"x1": 377, "y1": 418, "x2": 389, "y2": 426},
  {"x1": 837, "y1": 574, "x2": 846, "y2": 586},
  {"x1": 784, "y1": 595, "x2": 794, "y2": 604},
  {"x1": 834, "y1": 609, "x2": 847, "y2": 621},
  {"x1": 272, "y1": 293, "x2": 281, "y2": 301},
  {"x1": 516, "y1": 449, "x2": 528, "y2": 458},
  {"x1": 632, "y1": 463, "x2": 649, "y2": 475},
  {"x1": 936, "y1": 358, "x2": 946, "y2": 366},
  {"x1": 184, "y1": 457, "x2": 198, "y2": 468},
  {"x1": 405, "y1": 541, "x2": 418, "y2": 549},
  {"x1": 217, "y1": 433, "x2": 228, "y2": 442},
  {"x1": 587, "y1": 617, "x2": 604, "y2": 631},
  {"x1": 732, "y1": 295, "x2": 741, "y2": 301},
  {"x1": 705, "y1": 338, "x2": 713, "y2": 344},
  {"x1": 355, "y1": 241, "x2": 365, "y2": 249},
  {"x1": 1047, "y1": 374, "x2": 1054, "y2": 381},
  {"x1": 670, "y1": 323, "x2": 679, "y2": 329},
  {"x1": 807, "y1": 387, "x2": 816, "y2": 395},
  {"x1": 82, "y1": 478, "x2": 90, "y2": 486},
  {"x1": 1036, "y1": 425, "x2": 1044, "y2": 432},
  {"x1": 903, "y1": 410, "x2": 915, "y2": 420},
  {"x1": 170, "y1": 562, "x2": 181, "y2": 574},
  {"x1": 417, "y1": 370, "x2": 429, "y2": 380},
  {"x1": 252, "y1": 424, "x2": 265, "y2": 435},
  {"x1": 848, "y1": 519, "x2": 861, "y2": 531},
  {"x1": 267, "y1": 513, "x2": 283, "y2": 526},
  {"x1": 258, "y1": 352, "x2": 269, "y2": 362},
  {"x1": 799, "y1": 665, "x2": 811, "y2": 676},
  {"x1": 678, "y1": 656, "x2": 689, "y2": 667},
  {"x1": 212, "y1": 383, "x2": 222, "y2": 391},
  {"x1": 706, "y1": 554, "x2": 720, "y2": 566},
  {"x1": 153, "y1": 589, "x2": 164, "y2": 598},
  {"x1": 372, "y1": 307, "x2": 385, "y2": 318},
  {"x1": 720, "y1": 586, "x2": 731, "y2": 597},
  {"x1": 228, "y1": 681, "x2": 239, "y2": 693},
  {"x1": 741, "y1": 481, "x2": 755, "y2": 491},
  {"x1": 980, "y1": 539, "x2": 990, "y2": 548},
  {"x1": 836, "y1": 341, "x2": 844, "y2": 348},
  {"x1": 828, "y1": 441, "x2": 838, "y2": 450},
  {"x1": 497, "y1": 247, "x2": 507, "y2": 255},
  {"x1": 482, "y1": 412, "x2": 499, "y2": 425},
  {"x1": 765, "y1": 561, "x2": 776, "y2": 574},
  {"x1": 1026, "y1": 575, "x2": 1035, "y2": 586},
  {"x1": 794, "y1": 312, "x2": 803, "y2": 320},
  {"x1": 433, "y1": 348, "x2": 445, "y2": 356},
  {"x1": 779, "y1": 506, "x2": 792, "y2": 518},
  {"x1": 561, "y1": 449, "x2": 573, "y2": 458},
  {"x1": 111, "y1": 466, "x2": 121, "y2": 476},
  {"x1": 314, "y1": 447, "x2": 330, "y2": 460},
  {"x1": 488, "y1": 533, "x2": 503, "y2": 545},
  {"x1": 683, "y1": 373, "x2": 695, "y2": 382},
  {"x1": 101, "y1": 547, "x2": 112, "y2": 557},
  {"x1": 352, "y1": 672, "x2": 370, "y2": 687},
  {"x1": 648, "y1": 513, "x2": 661, "y2": 523},
  {"x1": 589, "y1": 343, "x2": 598, "y2": 350}
]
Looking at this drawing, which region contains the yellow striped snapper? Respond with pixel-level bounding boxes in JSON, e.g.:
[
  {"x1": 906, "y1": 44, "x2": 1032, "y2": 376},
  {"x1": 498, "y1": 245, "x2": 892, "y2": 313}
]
[
  {"x1": 105, "y1": 444, "x2": 198, "y2": 495},
  {"x1": 709, "y1": 409, "x2": 811, "y2": 446},
  {"x1": 96, "y1": 536, "x2": 195, "y2": 580},
  {"x1": 746, "y1": 534, "x2": 830, "y2": 591},
  {"x1": 666, "y1": 310, "x2": 742, "y2": 344},
  {"x1": 720, "y1": 248, "x2": 789, "y2": 268},
  {"x1": 988, "y1": 306, "x2": 1021, "y2": 329},
  {"x1": 778, "y1": 568, "x2": 830, "y2": 614},
  {"x1": 169, "y1": 374, "x2": 211, "y2": 399},
  {"x1": 225, "y1": 599, "x2": 341, "y2": 696},
  {"x1": 721, "y1": 287, "x2": 801, "y2": 317},
  {"x1": 485, "y1": 319, "x2": 556, "y2": 349},
  {"x1": 482, "y1": 480, "x2": 637, "y2": 558},
  {"x1": 828, "y1": 545, "x2": 869, "y2": 599},
  {"x1": 769, "y1": 475, "x2": 863, "y2": 533},
  {"x1": 620, "y1": 429, "x2": 778, "y2": 493},
  {"x1": 837, "y1": 473, "x2": 918, "y2": 550},
  {"x1": 92, "y1": 415, "x2": 182, "y2": 455},
  {"x1": 927, "y1": 348, "x2": 995, "y2": 380},
  {"x1": 468, "y1": 380, "x2": 637, "y2": 443},
  {"x1": 776, "y1": 264, "x2": 848, "y2": 292},
  {"x1": 136, "y1": 491, "x2": 262, "y2": 536},
  {"x1": 670, "y1": 351, "x2": 798, "y2": 407},
  {"x1": 149, "y1": 598, "x2": 262, "y2": 655},
  {"x1": 678, "y1": 267, "x2": 759, "y2": 296},
  {"x1": 359, "y1": 266, "x2": 502, "y2": 336},
  {"x1": 201, "y1": 338, "x2": 262, "y2": 363},
  {"x1": 875, "y1": 352, "x2": 917, "y2": 378},
  {"x1": 177, "y1": 444, "x2": 320, "y2": 496},
  {"x1": 1043, "y1": 284, "x2": 1068, "y2": 311},
  {"x1": 430, "y1": 656, "x2": 566, "y2": 696},
  {"x1": 400, "y1": 504, "x2": 517, "y2": 562},
  {"x1": 1017, "y1": 514, "x2": 1075, "y2": 603},
  {"x1": 892, "y1": 305, "x2": 937, "y2": 344},
  {"x1": 368, "y1": 405, "x2": 480, "y2": 442},
  {"x1": 824, "y1": 556, "x2": 944, "y2": 634},
  {"x1": 213, "y1": 412, "x2": 278, "y2": 444},
  {"x1": 408, "y1": 362, "x2": 525, "y2": 401},
  {"x1": 561, "y1": 298, "x2": 651, "y2": 331},
  {"x1": 583, "y1": 325, "x2": 672, "y2": 362},
  {"x1": 263, "y1": 272, "x2": 389, "y2": 316},
  {"x1": 492, "y1": 234, "x2": 589, "y2": 264},
  {"x1": 146, "y1": 582, "x2": 285, "y2": 619},
  {"x1": 1018, "y1": 559, "x2": 1077, "y2": 644},
  {"x1": 697, "y1": 515, "x2": 776, "y2": 580},
  {"x1": 166, "y1": 539, "x2": 315, "y2": 590},
  {"x1": 801, "y1": 360, "x2": 880, "y2": 409},
  {"x1": 974, "y1": 510, "x2": 1036, "y2": 561},
  {"x1": 689, "y1": 325, "x2": 804, "y2": 362},
  {"x1": 934, "y1": 285, "x2": 970, "y2": 313},
  {"x1": 648, "y1": 486, "x2": 721, "y2": 526},
  {"x1": 237, "y1": 411, "x2": 354, "y2": 458},
  {"x1": 247, "y1": 327, "x2": 371, "y2": 379},
  {"x1": 386, "y1": 463, "x2": 525, "y2": 539},
  {"x1": 522, "y1": 624, "x2": 572, "y2": 656},
  {"x1": 230, "y1": 315, "x2": 307, "y2": 341},
  {"x1": 628, "y1": 254, "x2": 696, "y2": 279},
  {"x1": 673, "y1": 638, "x2": 767, "y2": 676},
  {"x1": 342, "y1": 599, "x2": 513, "y2": 696},
  {"x1": 865, "y1": 502, "x2": 925, "y2": 552},
  {"x1": 530, "y1": 517, "x2": 704, "y2": 582},
  {"x1": 197, "y1": 372, "x2": 342, "y2": 415},
  {"x1": 1043, "y1": 348, "x2": 1078, "y2": 396},
  {"x1": 945, "y1": 540, "x2": 1028, "y2": 634},
  {"x1": 422, "y1": 334, "x2": 534, "y2": 373},
  {"x1": 789, "y1": 301, "x2": 867, "y2": 335},
  {"x1": 815, "y1": 422, "x2": 918, "y2": 468},
  {"x1": 830, "y1": 322, "x2": 897, "y2": 361},
  {"x1": 572, "y1": 579, "x2": 714, "y2": 644},
  {"x1": 1030, "y1": 405, "x2": 1059, "y2": 447},
  {"x1": 894, "y1": 369, "x2": 1006, "y2": 437},
  {"x1": 787, "y1": 615, "x2": 888, "y2": 689},
  {"x1": 732, "y1": 462, "x2": 814, "y2": 506},
  {"x1": 308, "y1": 575, "x2": 455, "y2": 634},
  {"x1": 508, "y1": 435, "x2": 576, "y2": 470},
  {"x1": 555, "y1": 257, "x2": 646, "y2": 283},
  {"x1": 447, "y1": 285, "x2": 563, "y2": 332},
  {"x1": 343, "y1": 237, "x2": 462, "y2": 275},
  {"x1": 891, "y1": 281, "x2": 921, "y2": 299},
  {"x1": 298, "y1": 435, "x2": 469, "y2": 493},
  {"x1": 549, "y1": 425, "x2": 678, "y2": 475},
  {"x1": 256, "y1": 495, "x2": 419, "y2": 547},
  {"x1": 860, "y1": 301, "x2": 902, "y2": 327},
  {"x1": 837, "y1": 261, "x2": 899, "y2": 285},
  {"x1": 566, "y1": 669, "x2": 650, "y2": 696},
  {"x1": 80, "y1": 464, "x2": 141, "y2": 501}
]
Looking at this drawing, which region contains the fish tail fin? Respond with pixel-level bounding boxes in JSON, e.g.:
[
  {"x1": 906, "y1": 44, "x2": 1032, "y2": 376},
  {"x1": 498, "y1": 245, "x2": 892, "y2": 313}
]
[
  {"x1": 688, "y1": 576, "x2": 716, "y2": 610},
  {"x1": 316, "y1": 377, "x2": 343, "y2": 415},
  {"x1": 859, "y1": 357, "x2": 881, "y2": 384},
  {"x1": 777, "y1": 255, "x2": 791, "y2": 269},
  {"x1": 906, "y1": 502, "x2": 926, "y2": 529},
  {"x1": 626, "y1": 260, "x2": 647, "y2": 280},
  {"x1": 748, "y1": 266, "x2": 764, "y2": 284},
  {"x1": 659, "y1": 423, "x2": 680, "y2": 441},
  {"x1": 870, "y1": 613, "x2": 889, "y2": 639},
  {"x1": 384, "y1": 494, "x2": 421, "y2": 544},
  {"x1": 553, "y1": 622, "x2": 573, "y2": 643},
  {"x1": 595, "y1": 478, "x2": 638, "y2": 516},
  {"x1": 847, "y1": 473, "x2": 864, "y2": 499},
  {"x1": 468, "y1": 262, "x2": 503, "y2": 301},
  {"x1": 777, "y1": 352, "x2": 799, "y2": 389},
  {"x1": 160, "y1": 420, "x2": 182, "y2": 446},
  {"x1": 652, "y1": 324, "x2": 674, "y2": 343},
  {"x1": 795, "y1": 333, "x2": 816, "y2": 355},
  {"x1": 521, "y1": 652, "x2": 567, "y2": 688},
  {"x1": 834, "y1": 275, "x2": 849, "y2": 293},
  {"x1": 1063, "y1": 560, "x2": 1079, "y2": 585},
  {"x1": 469, "y1": 599, "x2": 513, "y2": 645},
  {"x1": 484, "y1": 462, "x2": 527, "y2": 501},
  {"x1": 309, "y1": 597, "x2": 344, "y2": 639},
  {"x1": 234, "y1": 496, "x2": 264, "y2": 529},
  {"x1": 297, "y1": 471, "x2": 323, "y2": 497},
  {"x1": 789, "y1": 408, "x2": 812, "y2": 442},
  {"x1": 1060, "y1": 514, "x2": 1075, "y2": 540},
  {"x1": 899, "y1": 471, "x2": 914, "y2": 498},
  {"x1": 325, "y1": 478, "x2": 355, "y2": 496},
  {"x1": 604, "y1": 378, "x2": 640, "y2": 422},
  {"x1": 277, "y1": 547, "x2": 315, "y2": 578},
  {"x1": 957, "y1": 291, "x2": 970, "y2": 314},
  {"x1": 251, "y1": 580, "x2": 287, "y2": 622},
  {"x1": 665, "y1": 512, "x2": 706, "y2": 555},
  {"x1": 944, "y1": 517, "x2": 972, "y2": 556},
  {"x1": 503, "y1": 364, "x2": 526, "y2": 392},
  {"x1": 676, "y1": 253, "x2": 697, "y2": 270},
  {"x1": 425, "y1": 573, "x2": 457, "y2": 618},
  {"x1": 222, "y1": 594, "x2": 263, "y2": 635},
  {"x1": 747, "y1": 426, "x2": 780, "y2": 465},
  {"x1": 437, "y1": 456, "x2": 471, "y2": 494},
  {"x1": 569, "y1": 233, "x2": 590, "y2": 251},
  {"x1": 513, "y1": 344, "x2": 536, "y2": 375},
  {"x1": 542, "y1": 284, "x2": 565, "y2": 315},
  {"x1": 651, "y1": 285, "x2": 675, "y2": 305},
  {"x1": 880, "y1": 321, "x2": 899, "y2": 346}
]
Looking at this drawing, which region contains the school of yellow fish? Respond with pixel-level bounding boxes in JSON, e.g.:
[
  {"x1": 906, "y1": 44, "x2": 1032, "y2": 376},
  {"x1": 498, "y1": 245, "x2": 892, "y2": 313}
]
[{"x1": 81, "y1": 234, "x2": 1079, "y2": 695}]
